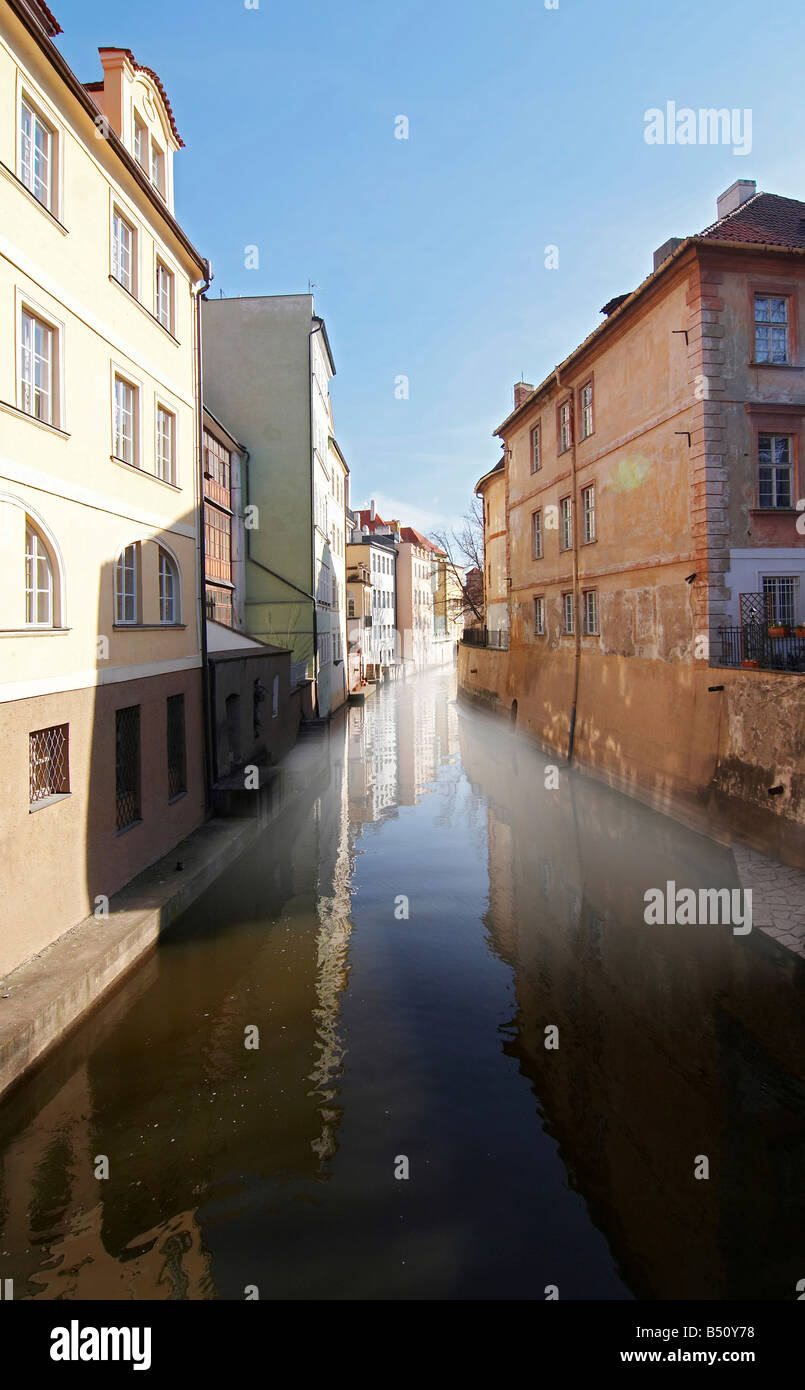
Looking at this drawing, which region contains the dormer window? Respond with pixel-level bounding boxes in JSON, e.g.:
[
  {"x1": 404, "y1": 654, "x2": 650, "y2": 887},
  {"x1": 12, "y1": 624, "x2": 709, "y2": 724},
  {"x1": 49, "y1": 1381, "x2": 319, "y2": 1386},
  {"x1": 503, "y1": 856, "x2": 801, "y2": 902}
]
[
  {"x1": 150, "y1": 139, "x2": 165, "y2": 197},
  {"x1": 133, "y1": 113, "x2": 147, "y2": 169}
]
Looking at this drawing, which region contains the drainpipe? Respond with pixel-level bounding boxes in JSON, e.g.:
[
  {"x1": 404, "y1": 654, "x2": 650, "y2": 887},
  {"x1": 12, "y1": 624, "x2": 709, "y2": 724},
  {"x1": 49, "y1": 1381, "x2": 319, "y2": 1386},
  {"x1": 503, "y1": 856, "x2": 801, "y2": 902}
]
[
  {"x1": 310, "y1": 315, "x2": 325, "y2": 713},
  {"x1": 555, "y1": 365, "x2": 582, "y2": 765},
  {"x1": 194, "y1": 262, "x2": 213, "y2": 813}
]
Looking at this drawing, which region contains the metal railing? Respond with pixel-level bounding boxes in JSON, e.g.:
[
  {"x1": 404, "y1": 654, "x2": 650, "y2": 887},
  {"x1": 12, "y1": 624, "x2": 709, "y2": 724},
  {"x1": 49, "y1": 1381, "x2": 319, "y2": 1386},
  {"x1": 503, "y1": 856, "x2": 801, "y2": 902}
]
[
  {"x1": 461, "y1": 627, "x2": 509, "y2": 650},
  {"x1": 718, "y1": 625, "x2": 805, "y2": 672}
]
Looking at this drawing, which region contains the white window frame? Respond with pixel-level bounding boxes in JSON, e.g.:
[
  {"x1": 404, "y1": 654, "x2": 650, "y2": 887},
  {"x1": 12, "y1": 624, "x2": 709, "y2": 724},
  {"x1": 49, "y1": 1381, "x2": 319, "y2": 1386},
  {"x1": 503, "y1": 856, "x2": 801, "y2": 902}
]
[
  {"x1": 560, "y1": 496, "x2": 573, "y2": 551},
  {"x1": 111, "y1": 206, "x2": 138, "y2": 296},
  {"x1": 112, "y1": 371, "x2": 140, "y2": 467},
  {"x1": 761, "y1": 574, "x2": 800, "y2": 626},
  {"x1": 19, "y1": 88, "x2": 58, "y2": 214},
  {"x1": 530, "y1": 422, "x2": 541, "y2": 473},
  {"x1": 155, "y1": 401, "x2": 176, "y2": 484},
  {"x1": 25, "y1": 522, "x2": 54, "y2": 627},
  {"x1": 158, "y1": 546, "x2": 180, "y2": 623},
  {"x1": 583, "y1": 589, "x2": 599, "y2": 635},
  {"x1": 562, "y1": 592, "x2": 575, "y2": 634},
  {"x1": 133, "y1": 112, "x2": 147, "y2": 170},
  {"x1": 150, "y1": 138, "x2": 166, "y2": 197},
  {"x1": 580, "y1": 382, "x2": 594, "y2": 439},
  {"x1": 754, "y1": 294, "x2": 790, "y2": 366},
  {"x1": 582, "y1": 483, "x2": 596, "y2": 543},
  {"x1": 757, "y1": 433, "x2": 793, "y2": 510},
  {"x1": 533, "y1": 595, "x2": 545, "y2": 635},
  {"x1": 532, "y1": 508, "x2": 543, "y2": 560},
  {"x1": 559, "y1": 400, "x2": 572, "y2": 453},
  {"x1": 155, "y1": 257, "x2": 175, "y2": 334},
  {"x1": 115, "y1": 542, "x2": 140, "y2": 625}
]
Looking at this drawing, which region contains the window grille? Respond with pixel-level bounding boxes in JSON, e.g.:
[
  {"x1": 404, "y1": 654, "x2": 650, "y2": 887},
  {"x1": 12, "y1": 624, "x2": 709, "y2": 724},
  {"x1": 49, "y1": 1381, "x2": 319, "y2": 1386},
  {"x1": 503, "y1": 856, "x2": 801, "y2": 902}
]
[
  {"x1": 29, "y1": 723, "x2": 69, "y2": 803},
  {"x1": 116, "y1": 705, "x2": 141, "y2": 830},
  {"x1": 166, "y1": 695, "x2": 186, "y2": 799}
]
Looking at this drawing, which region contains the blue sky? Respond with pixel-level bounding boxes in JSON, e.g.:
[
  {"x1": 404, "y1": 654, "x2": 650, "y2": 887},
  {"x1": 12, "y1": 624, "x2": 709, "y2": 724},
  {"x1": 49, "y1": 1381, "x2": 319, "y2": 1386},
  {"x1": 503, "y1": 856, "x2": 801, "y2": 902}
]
[{"x1": 56, "y1": 0, "x2": 805, "y2": 533}]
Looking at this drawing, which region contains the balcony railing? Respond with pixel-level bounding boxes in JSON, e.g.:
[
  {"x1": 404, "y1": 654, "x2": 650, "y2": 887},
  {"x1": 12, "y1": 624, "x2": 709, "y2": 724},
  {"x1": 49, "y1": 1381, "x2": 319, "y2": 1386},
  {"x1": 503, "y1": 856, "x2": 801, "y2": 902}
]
[
  {"x1": 462, "y1": 627, "x2": 509, "y2": 650},
  {"x1": 717, "y1": 625, "x2": 805, "y2": 672}
]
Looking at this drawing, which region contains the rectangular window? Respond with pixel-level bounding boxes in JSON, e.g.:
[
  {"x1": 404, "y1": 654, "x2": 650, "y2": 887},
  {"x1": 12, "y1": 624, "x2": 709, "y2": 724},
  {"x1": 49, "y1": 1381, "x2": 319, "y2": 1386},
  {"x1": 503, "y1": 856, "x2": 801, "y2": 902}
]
[
  {"x1": 203, "y1": 431, "x2": 231, "y2": 493},
  {"x1": 583, "y1": 589, "x2": 599, "y2": 635},
  {"x1": 272, "y1": 676, "x2": 279, "y2": 718},
  {"x1": 531, "y1": 508, "x2": 543, "y2": 559},
  {"x1": 533, "y1": 596, "x2": 545, "y2": 635},
  {"x1": 20, "y1": 309, "x2": 54, "y2": 424},
  {"x1": 530, "y1": 422, "x2": 541, "y2": 472},
  {"x1": 150, "y1": 139, "x2": 166, "y2": 196},
  {"x1": 562, "y1": 592, "x2": 575, "y2": 633},
  {"x1": 757, "y1": 434, "x2": 792, "y2": 508},
  {"x1": 115, "y1": 705, "x2": 141, "y2": 831},
  {"x1": 25, "y1": 525, "x2": 53, "y2": 625},
  {"x1": 155, "y1": 260, "x2": 174, "y2": 332},
  {"x1": 580, "y1": 382, "x2": 594, "y2": 439},
  {"x1": 348, "y1": 597, "x2": 355, "y2": 618},
  {"x1": 560, "y1": 496, "x2": 573, "y2": 550},
  {"x1": 112, "y1": 209, "x2": 136, "y2": 293},
  {"x1": 156, "y1": 405, "x2": 175, "y2": 483},
  {"x1": 582, "y1": 483, "x2": 596, "y2": 543},
  {"x1": 29, "y1": 723, "x2": 69, "y2": 804},
  {"x1": 559, "y1": 400, "x2": 573, "y2": 453},
  {"x1": 113, "y1": 375, "x2": 137, "y2": 464},
  {"x1": 115, "y1": 542, "x2": 139, "y2": 624},
  {"x1": 762, "y1": 575, "x2": 799, "y2": 626},
  {"x1": 159, "y1": 549, "x2": 177, "y2": 623},
  {"x1": 166, "y1": 694, "x2": 187, "y2": 799},
  {"x1": 204, "y1": 503, "x2": 232, "y2": 582},
  {"x1": 133, "y1": 114, "x2": 147, "y2": 169},
  {"x1": 20, "y1": 98, "x2": 54, "y2": 210},
  {"x1": 754, "y1": 294, "x2": 790, "y2": 364}
]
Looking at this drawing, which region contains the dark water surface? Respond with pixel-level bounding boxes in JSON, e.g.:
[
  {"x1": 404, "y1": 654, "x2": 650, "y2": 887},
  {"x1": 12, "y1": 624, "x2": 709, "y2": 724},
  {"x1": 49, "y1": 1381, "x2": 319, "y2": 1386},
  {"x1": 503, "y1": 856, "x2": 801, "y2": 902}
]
[{"x1": 1, "y1": 670, "x2": 804, "y2": 1299}]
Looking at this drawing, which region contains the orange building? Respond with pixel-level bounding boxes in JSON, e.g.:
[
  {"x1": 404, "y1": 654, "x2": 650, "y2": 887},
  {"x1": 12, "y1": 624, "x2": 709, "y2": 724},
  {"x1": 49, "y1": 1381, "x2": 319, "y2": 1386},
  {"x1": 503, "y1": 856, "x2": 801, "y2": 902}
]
[{"x1": 462, "y1": 181, "x2": 805, "y2": 867}]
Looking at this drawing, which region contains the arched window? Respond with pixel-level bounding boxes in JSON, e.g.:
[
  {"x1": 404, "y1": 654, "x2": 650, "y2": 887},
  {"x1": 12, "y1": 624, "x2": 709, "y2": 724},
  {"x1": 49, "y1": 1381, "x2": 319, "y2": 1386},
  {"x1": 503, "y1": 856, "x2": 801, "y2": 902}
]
[
  {"x1": 25, "y1": 522, "x2": 54, "y2": 626},
  {"x1": 158, "y1": 547, "x2": 179, "y2": 623},
  {"x1": 115, "y1": 543, "x2": 139, "y2": 624}
]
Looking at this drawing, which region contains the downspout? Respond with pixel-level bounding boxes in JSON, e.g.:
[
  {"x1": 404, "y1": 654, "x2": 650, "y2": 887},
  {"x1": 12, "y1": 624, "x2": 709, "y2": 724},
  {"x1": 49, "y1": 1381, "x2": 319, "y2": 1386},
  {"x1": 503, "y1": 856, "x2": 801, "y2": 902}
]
[
  {"x1": 309, "y1": 316, "x2": 325, "y2": 712},
  {"x1": 555, "y1": 365, "x2": 582, "y2": 765},
  {"x1": 194, "y1": 262, "x2": 213, "y2": 813}
]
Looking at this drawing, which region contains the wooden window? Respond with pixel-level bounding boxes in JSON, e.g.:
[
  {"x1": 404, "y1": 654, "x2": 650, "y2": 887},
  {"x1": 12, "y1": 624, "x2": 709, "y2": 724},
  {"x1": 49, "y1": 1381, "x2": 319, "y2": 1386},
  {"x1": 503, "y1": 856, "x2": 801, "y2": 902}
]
[
  {"x1": 558, "y1": 400, "x2": 573, "y2": 453},
  {"x1": 115, "y1": 543, "x2": 140, "y2": 624},
  {"x1": 112, "y1": 209, "x2": 136, "y2": 293},
  {"x1": 562, "y1": 592, "x2": 574, "y2": 633},
  {"x1": 20, "y1": 309, "x2": 54, "y2": 424},
  {"x1": 754, "y1": 294, "x2": 790, "y2": 364},
  {"x1": 582, "y1": 483, "x2": 596, "y2": 542},
  {"x1": 530, "y1": 422, "x2": 541, "y2": 472},
  {"x1": 25, "y1": 523, "x2": 53, "y2": 625},
  {"x1": 150, "y1": 139, "x2": 166, "y2": 196},
  {"x1": 757, "y1": 434, "x2": 792, "y2": 508},
  {"x1": 155, "y1": 260, "x2": 174, "y2": 332},
  {"x1": 583, "y1": 589, "x2": 599, "y2": 635},
  {"x1": 580, "y1": 382, "x2": 594, "y2": 439},
  {"x1": 158, "y1": 548, "x2": 179, "y2": 623},
  {"x1": 114, "y1": 375, "x2": 138, "y2": 464},
  {"x1": 204, "y1": 503, "x2": 232, "y2": 582},
  {"x1": 560, "y1": 496, "x2": 573, "y2": 550},
  {"x1": 133, "y1": 114, "x2": 147, "y2": 169},
  {"x1": 533, "y1": 595, "x2": 545, "y2": 635},
  {"x1": 20, "y1": 97, "x2": 54, "y2": 209},
  {"x1": 532, "y1": 508, "x2": 543, "y2": 559},
  {"x1": 156, "y1": 405, "x2": 175, "y2": 483}
]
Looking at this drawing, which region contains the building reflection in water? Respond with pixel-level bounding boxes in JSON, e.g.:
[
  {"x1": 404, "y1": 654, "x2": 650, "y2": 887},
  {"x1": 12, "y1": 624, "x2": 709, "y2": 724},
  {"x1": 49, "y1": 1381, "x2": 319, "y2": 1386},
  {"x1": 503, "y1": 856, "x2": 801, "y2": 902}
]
[{"x1": 1, "y1": 672, "x2": 803, "y2": 1299}]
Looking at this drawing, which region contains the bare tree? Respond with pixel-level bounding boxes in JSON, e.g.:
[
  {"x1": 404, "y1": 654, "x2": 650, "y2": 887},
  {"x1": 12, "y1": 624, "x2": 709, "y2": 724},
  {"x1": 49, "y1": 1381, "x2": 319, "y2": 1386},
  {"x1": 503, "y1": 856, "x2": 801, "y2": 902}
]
[{"x1": 431, "y1": 496, "x2": 486, "y2": 625}]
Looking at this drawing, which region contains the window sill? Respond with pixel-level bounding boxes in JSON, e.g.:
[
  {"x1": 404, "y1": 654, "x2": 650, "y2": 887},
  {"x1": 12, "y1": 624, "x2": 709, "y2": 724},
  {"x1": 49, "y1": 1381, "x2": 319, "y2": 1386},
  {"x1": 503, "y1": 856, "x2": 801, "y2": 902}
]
[
  {"x1": 0, "y1": 160, "x2": 68, "y2": 233},
  {"x1": 748, "y1": 361, "x2": 802, "y2": 370},
  {"x1": 0, "y1": 398, "x2": 69, "y2": 437},
  {"x1": 29, "y1": 792, "x2": 70, "y2": 813},
  {"x1": 168, "y1": 790, "x2": 187, "y2": 805},
  {"x1": 581, "y1": 537, "x2": 598, "y2": 546},
  {"x1": 108, "y1": 275, "x2": 180, "y2": 345},
  {"x1": 110, "y1": 455, "x2": 180, "y2": 490},
  {"x1": 113, "y1": 623, "x2": 187, "y2": 630},
  {"x1": 0, "y1": 627, "x2": 70, "y2": 636},
  {"x1": 749, "y1": 508, "x2": 798, "y2": 515},
  {"x1": 116, "y1": 818, "x2": 143, "y2": 837}
]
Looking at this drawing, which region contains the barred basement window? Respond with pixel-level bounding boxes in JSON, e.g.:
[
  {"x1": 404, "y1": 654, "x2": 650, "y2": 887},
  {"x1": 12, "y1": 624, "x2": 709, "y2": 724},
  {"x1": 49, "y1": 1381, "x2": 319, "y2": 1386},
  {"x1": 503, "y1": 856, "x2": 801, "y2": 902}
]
[
  {"x1": 116, "y1": 704, "x2": 141, "y2": 830},
  {"x1": 29, "y1": 723, "x2": 69, "y2": 804},
  {"x1": 166, "y1": 694, "x2": 186, "y2": 799}
]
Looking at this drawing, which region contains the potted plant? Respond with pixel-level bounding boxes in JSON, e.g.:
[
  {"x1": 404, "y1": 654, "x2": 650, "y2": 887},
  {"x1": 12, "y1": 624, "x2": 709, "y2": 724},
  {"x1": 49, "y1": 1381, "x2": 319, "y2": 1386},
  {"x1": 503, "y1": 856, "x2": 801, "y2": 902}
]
[
  {"x1": 794, "y1": 624, "x2": 805, "y2": 638},
  {"x1": 768, "y1": 623, "x2": 789, "y2": 638},
  {"x1": 741, "y1": 658, "x2": 760, "y2": 668}
]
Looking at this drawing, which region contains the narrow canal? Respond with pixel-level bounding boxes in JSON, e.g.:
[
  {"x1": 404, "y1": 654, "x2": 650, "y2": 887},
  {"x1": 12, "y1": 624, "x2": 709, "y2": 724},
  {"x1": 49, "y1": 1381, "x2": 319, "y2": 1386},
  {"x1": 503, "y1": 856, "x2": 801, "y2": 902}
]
[{"x1": 1, "y1": 670, "x2": 804, "y2": 1300}]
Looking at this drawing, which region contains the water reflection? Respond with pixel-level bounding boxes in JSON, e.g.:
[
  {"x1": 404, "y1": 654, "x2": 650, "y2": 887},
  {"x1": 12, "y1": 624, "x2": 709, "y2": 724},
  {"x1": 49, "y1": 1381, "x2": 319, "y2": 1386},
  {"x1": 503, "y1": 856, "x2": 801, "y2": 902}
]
[{"x1": 0, "y1": 671, "x2": 803, "y2": 1300}]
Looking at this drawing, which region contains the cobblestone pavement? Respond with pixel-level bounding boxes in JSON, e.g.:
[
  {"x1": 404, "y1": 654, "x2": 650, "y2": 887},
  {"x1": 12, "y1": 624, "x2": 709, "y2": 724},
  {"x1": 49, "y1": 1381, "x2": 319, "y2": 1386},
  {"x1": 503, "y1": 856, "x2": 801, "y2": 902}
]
[{"x1": 733, "y1": 845, "x2": 805, "y2": 959}]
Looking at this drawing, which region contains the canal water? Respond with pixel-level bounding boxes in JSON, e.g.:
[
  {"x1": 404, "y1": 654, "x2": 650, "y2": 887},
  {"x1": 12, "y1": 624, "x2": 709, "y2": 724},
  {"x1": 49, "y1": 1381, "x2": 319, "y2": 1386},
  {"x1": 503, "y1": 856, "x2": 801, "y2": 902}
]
[{"x1": 1, "y1": 669, "x2": 804, "y2": 1300}]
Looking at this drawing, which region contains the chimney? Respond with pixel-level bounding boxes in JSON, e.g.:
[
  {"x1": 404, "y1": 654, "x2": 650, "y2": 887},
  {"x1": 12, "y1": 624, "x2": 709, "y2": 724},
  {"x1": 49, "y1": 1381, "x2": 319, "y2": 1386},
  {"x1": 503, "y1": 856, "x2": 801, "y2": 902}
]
[
  {"x1": 717, "y1": 179, "x2": 756, "y2": 221},
  {"x1": 513, "y1": 381, "x2": 535, "y2": 410},
  {"x1": 652, "y1": 237, "x2": 683, "y2": 272},
  {"x1": 370, "y1": 499, "x2": 376, "y2": 521}
]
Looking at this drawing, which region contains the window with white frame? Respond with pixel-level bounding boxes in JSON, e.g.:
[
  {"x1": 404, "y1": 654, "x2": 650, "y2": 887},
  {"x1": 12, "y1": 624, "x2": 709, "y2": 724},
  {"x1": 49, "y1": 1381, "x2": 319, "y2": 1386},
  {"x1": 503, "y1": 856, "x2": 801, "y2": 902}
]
[
  {"x1": 533, "y1": 595, "x2": 545, "y2": 635},
  {"x1": 530, "y1": 422, "x2": 541, "y2": 472},
  {"x1": 133, "y1": 114, "x2": 147, "y2": 169},
  {"x1": 114, "y1": 376, "x2": 138, "y2": 465},
  {"x1": 582, "y1": 483, "x2": 596, "y2": 543},
  {"x1": 560, "y1": 496, "x2": 573, "y2": 550},
  {"x1": 115, "y1": 543, "x2": 139, "y2": 624},
  {"x1": 20, "y1": 97, "x2": 54, "y2": 210},
  {"x1": 583, "y1": 589, "x2": 598, "y2": 635},
  {"x1": 754, "y1": 294, "x2": 790, "y2": 365},
  {"x1": 580, "y1": 382, "x2": 594, "y2": 439},
  {"x1": 762, "y1": 575, "x2": 799, "y2": 626},
  {"x1": 150, "y1": 139, "x2": 166, "y2": 196},
  {"x1": 20, "y1": 308, "x2": 55, "y2": 424},
  {"x1": 158, "y1": 548, "x2": 179, "y2": 623},
  {"x1": 559, "y1": 400, "x2": 572, "y2": 453},
  {"x1": 25, "y1": 522, "x2": 54, "y2": 626},
  {"x1": 155, "y1": 260, "x2": 174, "y2": 332},
  {"x1": 112, "y1": 209, "x2": 136, "y2": 293},
  {"x1": 562, "y1": 591, "x2": 574, "y2": 633},
  {"x1": 757, "y1": 434, "x2": 792, "y2": 508},
  {"x1": 532, "y1": 508, "x2": 543, "y2": 560},
  {"x1": 156, "y1": 404, "x2": 175, "y2": 483}
]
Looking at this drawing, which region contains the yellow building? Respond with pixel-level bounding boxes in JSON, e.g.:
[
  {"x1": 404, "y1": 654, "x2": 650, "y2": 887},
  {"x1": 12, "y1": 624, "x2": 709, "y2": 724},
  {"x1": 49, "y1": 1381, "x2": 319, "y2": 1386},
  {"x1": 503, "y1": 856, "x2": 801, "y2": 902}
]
[{"x1": 0, "y1": 3, "x2": 209, "y2": 976}]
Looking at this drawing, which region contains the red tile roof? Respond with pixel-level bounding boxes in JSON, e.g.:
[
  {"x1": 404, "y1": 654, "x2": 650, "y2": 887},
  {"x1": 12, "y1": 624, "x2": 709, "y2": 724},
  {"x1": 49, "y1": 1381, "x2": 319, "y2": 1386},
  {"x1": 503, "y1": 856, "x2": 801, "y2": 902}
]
[
  {"x1": 97, "y1": 48, "x2": 185, "y2": 147},
  {"x1": 701, "y1": 192, "x2": 805, "y2": 248},
  {"x1": 34, "y1": 0, "x2": 62, "y2": 34},
  {"x1": 355, "y1": 508, "x2": 388, "y2": 532},
  {"x1": 400, "y1": 526, "x2": 437, "y2": 551}
]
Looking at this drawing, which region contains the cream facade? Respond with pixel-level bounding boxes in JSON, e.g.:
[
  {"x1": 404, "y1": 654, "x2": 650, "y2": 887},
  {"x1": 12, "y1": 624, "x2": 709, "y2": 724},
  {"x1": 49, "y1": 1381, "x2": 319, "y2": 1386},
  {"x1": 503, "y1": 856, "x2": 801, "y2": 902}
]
[
  {"x1": 475, "y1": 460, "x2": 507, "y2": 633},
  {"x1": 0, "y1": 3, "x2": 208, "y2": 976}
]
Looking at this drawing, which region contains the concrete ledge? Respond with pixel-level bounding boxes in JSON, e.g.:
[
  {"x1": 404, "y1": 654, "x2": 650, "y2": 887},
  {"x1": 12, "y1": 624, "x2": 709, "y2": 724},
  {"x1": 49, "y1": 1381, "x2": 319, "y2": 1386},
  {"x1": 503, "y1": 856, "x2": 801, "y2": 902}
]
[{"x1": 0, "y1": 816, "x2": 261, "y2": 1101}]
